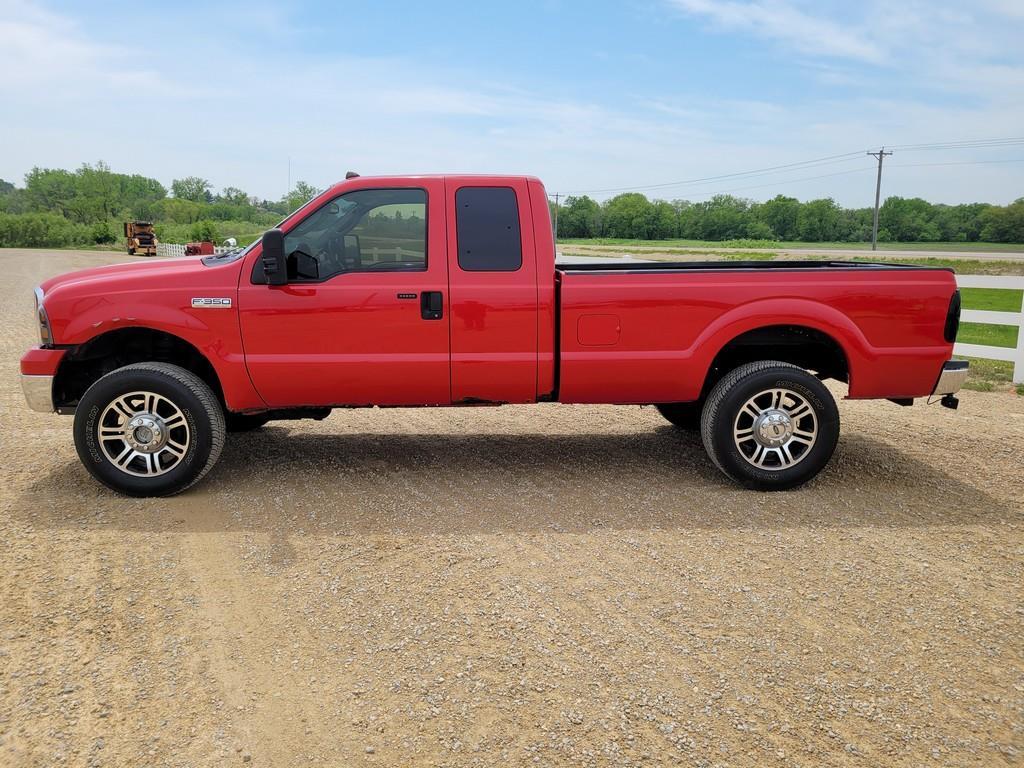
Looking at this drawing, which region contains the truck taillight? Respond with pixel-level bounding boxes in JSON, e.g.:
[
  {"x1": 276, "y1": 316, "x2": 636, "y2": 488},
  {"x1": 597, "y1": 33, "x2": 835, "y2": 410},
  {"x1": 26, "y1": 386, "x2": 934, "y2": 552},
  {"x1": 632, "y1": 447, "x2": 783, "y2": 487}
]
[{"x1": 944, "y1": 290, "x2": 961, "y2": 343}]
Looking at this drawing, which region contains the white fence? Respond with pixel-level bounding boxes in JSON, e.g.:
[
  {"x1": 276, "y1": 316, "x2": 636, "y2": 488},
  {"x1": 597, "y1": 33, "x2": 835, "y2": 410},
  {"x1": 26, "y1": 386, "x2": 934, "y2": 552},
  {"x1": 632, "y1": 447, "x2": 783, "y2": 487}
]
[
  {"x1": 954, "y1": 274, "x2": 1024, "y2": 384},
  {"x1": 155, "y1": 243, "x2": 235, "y2": 258}
]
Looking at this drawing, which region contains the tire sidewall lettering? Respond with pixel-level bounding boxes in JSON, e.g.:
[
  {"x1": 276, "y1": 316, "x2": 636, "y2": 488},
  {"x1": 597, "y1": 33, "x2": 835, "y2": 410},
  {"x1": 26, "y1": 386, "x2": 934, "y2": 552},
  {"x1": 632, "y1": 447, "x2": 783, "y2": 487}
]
[{"x1": 84, "y1": 405, "x2": 102, "y2": 464}]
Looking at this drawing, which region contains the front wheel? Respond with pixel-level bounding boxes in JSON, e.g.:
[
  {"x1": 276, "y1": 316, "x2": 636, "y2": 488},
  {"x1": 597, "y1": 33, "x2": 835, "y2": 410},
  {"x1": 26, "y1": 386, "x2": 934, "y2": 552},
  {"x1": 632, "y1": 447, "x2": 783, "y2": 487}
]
[
  {"x1": 74, "y1": 363, "x2": 226, "y2": 497},
  {"x1": 700, "y1": 361, "x2": 839, "y2": 491}
]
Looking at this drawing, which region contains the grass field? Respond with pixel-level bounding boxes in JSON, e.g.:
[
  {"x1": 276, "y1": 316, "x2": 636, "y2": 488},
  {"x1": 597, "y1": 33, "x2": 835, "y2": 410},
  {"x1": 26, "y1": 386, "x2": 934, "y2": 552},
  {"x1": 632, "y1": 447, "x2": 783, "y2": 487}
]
[
  {"x1": 957, "y1": 287, "x2": 1021, "y2": 352},
  {"x1": 560, "y1": 238, "x2": 1024, "y2": 253}
]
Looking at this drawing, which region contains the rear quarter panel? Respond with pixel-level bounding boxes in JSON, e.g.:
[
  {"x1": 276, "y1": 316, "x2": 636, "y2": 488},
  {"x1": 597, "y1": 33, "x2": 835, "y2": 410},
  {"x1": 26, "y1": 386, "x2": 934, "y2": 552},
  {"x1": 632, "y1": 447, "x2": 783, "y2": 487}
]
[{"x1": 558, "y1": 267, "x2": 957, "y2": 403}]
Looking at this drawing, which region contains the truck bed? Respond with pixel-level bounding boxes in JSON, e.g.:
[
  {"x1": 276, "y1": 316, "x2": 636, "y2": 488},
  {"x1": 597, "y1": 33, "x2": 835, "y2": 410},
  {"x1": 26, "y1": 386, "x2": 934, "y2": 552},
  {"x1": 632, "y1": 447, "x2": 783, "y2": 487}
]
[{"x1": 555, "y1": 260, "x2": 958, "y2": 404}]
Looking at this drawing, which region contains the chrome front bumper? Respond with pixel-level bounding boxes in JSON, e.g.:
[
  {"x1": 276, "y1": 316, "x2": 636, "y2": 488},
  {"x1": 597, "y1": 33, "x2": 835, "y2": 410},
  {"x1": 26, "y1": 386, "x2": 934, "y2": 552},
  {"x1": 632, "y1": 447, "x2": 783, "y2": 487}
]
[
  {"x1": 932, "y1": 360, "x2": 969, "y2": 396},
  {"x1": 21, "y1": 374, "x2": 55, "y2": 413}
]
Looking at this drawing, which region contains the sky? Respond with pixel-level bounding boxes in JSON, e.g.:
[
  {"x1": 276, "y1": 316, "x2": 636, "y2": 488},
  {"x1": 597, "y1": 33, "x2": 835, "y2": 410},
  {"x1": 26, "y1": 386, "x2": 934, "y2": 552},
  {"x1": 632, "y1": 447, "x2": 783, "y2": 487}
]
[{"x1": 1, "y1": 0, "x2": 1022, "y2": 206}]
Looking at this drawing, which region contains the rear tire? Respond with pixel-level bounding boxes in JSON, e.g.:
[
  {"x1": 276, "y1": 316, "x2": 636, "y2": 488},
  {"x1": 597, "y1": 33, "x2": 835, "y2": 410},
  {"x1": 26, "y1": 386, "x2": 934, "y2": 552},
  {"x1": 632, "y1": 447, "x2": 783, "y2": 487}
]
[
  {"x1": 700, "y1": 361, "x2": 839, "y2": 491},
  {"x1": 73, "y1": 362, "x2": 225, "y2": 497},
  {"x1": 655, "y1": 402, "x2": 701, "y2": 430}
]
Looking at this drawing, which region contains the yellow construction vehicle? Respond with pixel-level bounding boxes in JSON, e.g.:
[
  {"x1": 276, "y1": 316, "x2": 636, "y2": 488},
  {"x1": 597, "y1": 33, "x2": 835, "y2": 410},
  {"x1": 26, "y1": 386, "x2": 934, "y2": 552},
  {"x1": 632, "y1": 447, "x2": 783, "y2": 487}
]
[{"x1": 123, "y1": 221, "x2": 158, "y2": 257}]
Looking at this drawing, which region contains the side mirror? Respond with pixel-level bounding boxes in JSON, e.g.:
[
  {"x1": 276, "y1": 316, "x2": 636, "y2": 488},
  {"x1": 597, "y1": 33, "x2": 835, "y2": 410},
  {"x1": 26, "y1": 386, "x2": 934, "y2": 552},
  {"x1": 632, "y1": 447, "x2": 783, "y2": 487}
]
[{"x1": 261, "y1": 229, "x2": 287, "y2": 286}]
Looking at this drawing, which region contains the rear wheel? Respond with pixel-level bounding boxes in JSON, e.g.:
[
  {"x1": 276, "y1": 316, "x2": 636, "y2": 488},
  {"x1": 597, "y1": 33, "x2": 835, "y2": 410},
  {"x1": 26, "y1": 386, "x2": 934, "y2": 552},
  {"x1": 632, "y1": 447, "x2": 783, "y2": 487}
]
[
  {"x1": 700, "y1": 361, "x2": 839, "y2": 491},
  {"x1": 73, "y1": 362, "x2": 225, "y2": 497},
  {"x1": 655, "y1": 402, "x2": 701, "y2": 430}
]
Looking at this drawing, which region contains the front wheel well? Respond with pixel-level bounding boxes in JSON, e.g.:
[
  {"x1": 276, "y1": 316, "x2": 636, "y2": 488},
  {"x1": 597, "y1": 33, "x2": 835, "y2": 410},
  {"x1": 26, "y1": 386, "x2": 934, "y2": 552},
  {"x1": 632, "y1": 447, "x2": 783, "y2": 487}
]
[
  {"x1": 702, "y1": 325, "x2": 849, "y2": 398},
  {"x1": 53, "y1": 328, "x2": 224, "y2": 411}
]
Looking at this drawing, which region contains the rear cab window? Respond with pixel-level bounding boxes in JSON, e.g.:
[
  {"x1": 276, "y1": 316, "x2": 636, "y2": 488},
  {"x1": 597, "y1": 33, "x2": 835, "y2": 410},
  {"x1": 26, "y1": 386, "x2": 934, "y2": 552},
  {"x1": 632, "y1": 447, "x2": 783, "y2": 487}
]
[{"x1": 455, "y1": 187, "x2": 522, "y2": 271}]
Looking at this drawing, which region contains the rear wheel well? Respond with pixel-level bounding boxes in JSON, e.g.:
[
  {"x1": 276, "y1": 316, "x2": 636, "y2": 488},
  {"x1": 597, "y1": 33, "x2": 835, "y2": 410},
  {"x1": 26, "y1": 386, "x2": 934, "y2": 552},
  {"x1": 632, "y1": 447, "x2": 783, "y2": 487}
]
[
  {"x1": 702, "y1": 325, "x2": 848, "y2": 398},
  {"x1": 53, "y1": 328, "x2": 224, "y2": 411}
]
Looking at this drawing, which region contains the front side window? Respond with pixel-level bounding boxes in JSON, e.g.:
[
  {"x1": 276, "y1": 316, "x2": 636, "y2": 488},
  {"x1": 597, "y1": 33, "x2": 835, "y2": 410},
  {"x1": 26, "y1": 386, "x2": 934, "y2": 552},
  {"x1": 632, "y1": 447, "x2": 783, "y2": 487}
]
[{"x1": 283, "y1": 188, "x2": 426, "y2": 281}]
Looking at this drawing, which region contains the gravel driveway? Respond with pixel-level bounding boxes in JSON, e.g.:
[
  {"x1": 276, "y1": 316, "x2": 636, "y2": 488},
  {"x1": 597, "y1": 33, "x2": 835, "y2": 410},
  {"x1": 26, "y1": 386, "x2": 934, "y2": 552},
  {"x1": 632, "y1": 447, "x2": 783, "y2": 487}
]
[{"x1": 1, "y1": 249, "x2": 1021, "y2": 767}]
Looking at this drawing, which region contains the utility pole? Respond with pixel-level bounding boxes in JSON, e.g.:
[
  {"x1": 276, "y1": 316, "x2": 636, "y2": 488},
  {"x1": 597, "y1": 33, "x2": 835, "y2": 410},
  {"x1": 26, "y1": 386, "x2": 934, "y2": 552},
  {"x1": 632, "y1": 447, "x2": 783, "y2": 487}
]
[
  {"x1": 551, "y1": 193, "x2": 561, "y2": 242},
  {"x1": 867, "y1": 147, "x2": 892, "y2": 251}
]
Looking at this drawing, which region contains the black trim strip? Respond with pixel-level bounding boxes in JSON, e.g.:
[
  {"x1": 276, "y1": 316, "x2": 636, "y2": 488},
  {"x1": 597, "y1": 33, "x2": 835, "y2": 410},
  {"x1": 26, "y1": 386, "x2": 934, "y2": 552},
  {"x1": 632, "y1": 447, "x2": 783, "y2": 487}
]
[{"x1": 556, "y1": 260, "x2": 955, "y2": 274}]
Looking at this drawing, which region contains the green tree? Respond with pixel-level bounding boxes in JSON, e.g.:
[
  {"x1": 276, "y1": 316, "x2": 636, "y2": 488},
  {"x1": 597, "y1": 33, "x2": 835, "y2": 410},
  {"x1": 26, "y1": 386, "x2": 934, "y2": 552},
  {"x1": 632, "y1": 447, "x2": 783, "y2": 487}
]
[
  {"x1": 979, "y1": 199, "x2": 1024, "y2": 243},
  {"x1": 558, "y1": 195, "x2": 602, "y2": 238},
  {"x1": 603, "y1": 193, "x2": 656, "y2": 238},
  {"x1": 758, "y1": 195, "x2": 800, "y2": 240},
  {"x1": 697, "y1": 195, "x2": 750, "y2": 240},
  {"x1": 172, "y1": 176, "x2": 213, "y2": 203},
  {"x1": 218, "y1": 186, "x2": 249, "y2": 206},
  {"x1": 878, "y1": 197, "x2": 941, "y2": 241},
  {"x1": 189, "y1": 219, "x2": 219, "y2": 242},
  {"x1": 796, "y1": 198, "x2": 842, "y2": 241}
]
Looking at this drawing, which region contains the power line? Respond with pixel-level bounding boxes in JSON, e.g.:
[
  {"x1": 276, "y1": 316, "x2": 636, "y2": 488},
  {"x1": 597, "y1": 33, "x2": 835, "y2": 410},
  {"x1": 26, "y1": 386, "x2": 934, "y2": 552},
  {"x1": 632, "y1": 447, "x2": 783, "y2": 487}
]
[
  {"x1": 685, "y1": 165, "x2": 875, "y2": 198},
  {"x1": 888, "y1": 157, "x2": 1024, "y2": 168},
  {"x1": 567, "y1": 150, "x2": 866, "y2": 195},
  {"x1": 888, "y1": 137, "x2": 1024, "y2": 151},
  {"x1": 566, "y1": 136, "x2": 1024, "y2": 196}
]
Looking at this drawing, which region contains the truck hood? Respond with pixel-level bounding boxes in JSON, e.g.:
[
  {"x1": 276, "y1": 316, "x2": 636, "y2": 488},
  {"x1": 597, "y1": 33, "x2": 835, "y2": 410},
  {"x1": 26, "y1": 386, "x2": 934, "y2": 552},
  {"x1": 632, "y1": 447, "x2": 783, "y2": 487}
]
[
  {"x1": 40, "y1": 255, "x2": 222, "y2": 296},
  {"x1": 37, "y1": 255, "x2": 246, "y2": 346}
]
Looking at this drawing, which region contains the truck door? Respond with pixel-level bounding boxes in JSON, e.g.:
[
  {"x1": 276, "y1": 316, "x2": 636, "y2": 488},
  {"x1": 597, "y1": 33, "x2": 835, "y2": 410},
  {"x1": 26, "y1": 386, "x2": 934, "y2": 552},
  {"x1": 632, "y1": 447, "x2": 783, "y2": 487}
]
[
  {"x1": 238, "y1": 181, "x2": 450, "y2": 407},
  {"x1": 446, "y1": 179, "x2": 539, "y2": 403}
]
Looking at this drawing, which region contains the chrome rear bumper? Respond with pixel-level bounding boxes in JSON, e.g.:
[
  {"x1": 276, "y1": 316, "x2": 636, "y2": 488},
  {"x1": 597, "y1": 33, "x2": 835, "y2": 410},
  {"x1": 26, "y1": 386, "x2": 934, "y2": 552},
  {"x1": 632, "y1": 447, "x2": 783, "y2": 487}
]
[
  {"x1": 932, "y1": 360, "x2": 969, "y2": 396},
  {"x1": 21, "y1": 374, "x2": 55, "y2": 413}
]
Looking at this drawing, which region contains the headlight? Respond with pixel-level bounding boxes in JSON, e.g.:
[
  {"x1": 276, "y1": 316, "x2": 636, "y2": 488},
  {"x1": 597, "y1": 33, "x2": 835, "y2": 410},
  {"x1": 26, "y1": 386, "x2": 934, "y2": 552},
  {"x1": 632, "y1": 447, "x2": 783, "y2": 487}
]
[{"x1": 34, "y1": 287, "x2": 52, "y2": 346}]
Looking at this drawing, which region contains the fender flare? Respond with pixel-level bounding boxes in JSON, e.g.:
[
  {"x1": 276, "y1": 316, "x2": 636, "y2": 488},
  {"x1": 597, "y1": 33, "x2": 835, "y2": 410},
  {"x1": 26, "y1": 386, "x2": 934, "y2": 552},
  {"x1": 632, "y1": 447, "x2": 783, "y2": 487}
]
[{"x1": 687, "y1": 297, "x2": 874, "y2": 389}]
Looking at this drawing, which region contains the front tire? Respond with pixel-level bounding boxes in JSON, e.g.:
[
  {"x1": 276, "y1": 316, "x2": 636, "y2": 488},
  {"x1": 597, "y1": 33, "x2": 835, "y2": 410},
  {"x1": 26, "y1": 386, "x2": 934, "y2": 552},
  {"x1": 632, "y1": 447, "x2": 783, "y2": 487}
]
[
  {"x1": 73, "y1": 362, "x2": 225, "y2": 497},
  {"x1": 700, "y1": 361, "x2": 839, "y2": 491}
]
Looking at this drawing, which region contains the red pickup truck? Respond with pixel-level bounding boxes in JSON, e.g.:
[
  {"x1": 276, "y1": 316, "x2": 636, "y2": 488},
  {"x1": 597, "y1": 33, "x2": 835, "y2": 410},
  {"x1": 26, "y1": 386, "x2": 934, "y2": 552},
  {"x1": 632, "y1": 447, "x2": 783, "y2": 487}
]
[{"x1": 21, "y1": 174, "x2": 967, "y2": 497}]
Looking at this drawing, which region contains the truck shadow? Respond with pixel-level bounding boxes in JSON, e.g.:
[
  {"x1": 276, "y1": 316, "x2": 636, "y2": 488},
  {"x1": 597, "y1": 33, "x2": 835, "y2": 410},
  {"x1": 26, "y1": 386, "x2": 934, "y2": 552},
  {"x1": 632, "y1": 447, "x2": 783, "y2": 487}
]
[{"x1": 14, "y1": 425, "x2": 1015, "y2": 535}]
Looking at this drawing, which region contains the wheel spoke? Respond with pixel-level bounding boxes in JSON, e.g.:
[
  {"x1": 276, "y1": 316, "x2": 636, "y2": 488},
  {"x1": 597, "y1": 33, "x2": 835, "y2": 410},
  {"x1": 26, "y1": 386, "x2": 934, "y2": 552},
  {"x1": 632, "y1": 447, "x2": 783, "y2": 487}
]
[
  {"x1": 787, "y1": 402, "x2": 811, "y2": 421},
  {"x1": 734, "y1": 427, "x2": 755, "y2": 443},
  {"x1": 113, "y1": 445, "x2": 134, "y2": 468},
  {"x1": 791, "y1": 429, "x2": 815, "y2": 444},
  {"x1": 750, "y1": 445, "x2": 766, "y2": 466},
  {"x1": 779, "y1": 444, "x2": 795, "y2": 466}
]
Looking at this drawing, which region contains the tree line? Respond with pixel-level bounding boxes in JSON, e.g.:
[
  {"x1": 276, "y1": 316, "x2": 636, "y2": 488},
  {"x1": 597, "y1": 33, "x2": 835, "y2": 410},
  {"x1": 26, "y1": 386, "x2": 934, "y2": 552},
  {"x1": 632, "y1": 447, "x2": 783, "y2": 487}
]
[
  {"x1": 553, "y1": 192, "x2": 1024, "y2": 243},
  {"x1": 0, "y1": 162, "x2": 322, "y2": 248},
  {"x1": 0, "y1": 162, "x2": 1021, "y2": 248}
]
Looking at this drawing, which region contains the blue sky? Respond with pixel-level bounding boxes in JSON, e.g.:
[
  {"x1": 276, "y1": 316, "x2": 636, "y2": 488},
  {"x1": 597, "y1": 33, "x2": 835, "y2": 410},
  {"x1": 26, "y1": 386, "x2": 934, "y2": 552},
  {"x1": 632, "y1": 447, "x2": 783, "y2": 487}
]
[{"x1": 2, "y1": 0, "x2": 1022, "y2": 205}]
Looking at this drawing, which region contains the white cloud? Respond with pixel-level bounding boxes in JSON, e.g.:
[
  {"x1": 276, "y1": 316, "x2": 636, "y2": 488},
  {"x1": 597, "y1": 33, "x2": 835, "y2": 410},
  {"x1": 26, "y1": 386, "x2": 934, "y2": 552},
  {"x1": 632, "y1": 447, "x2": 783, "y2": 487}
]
[{"x1": 668, "y1": 0, "x2": 885, "y2": 63}]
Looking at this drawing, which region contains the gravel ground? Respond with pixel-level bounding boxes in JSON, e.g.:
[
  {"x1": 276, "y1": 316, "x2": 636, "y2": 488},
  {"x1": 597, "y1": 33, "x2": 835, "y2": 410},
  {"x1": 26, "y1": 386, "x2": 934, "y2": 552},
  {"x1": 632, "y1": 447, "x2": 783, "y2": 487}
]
[{"x1": 1, "y1": 248, "x2": 1022, "y2": 767}]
